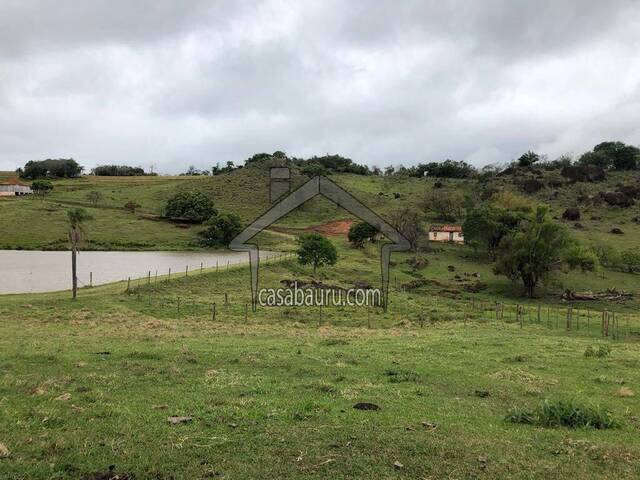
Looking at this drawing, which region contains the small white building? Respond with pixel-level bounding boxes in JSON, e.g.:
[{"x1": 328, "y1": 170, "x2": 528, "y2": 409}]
[
  {"x1": 428, "y1": 224, "x2": 464, "y2": 244},
  {"x1": 0, "y1": 180, "x2": 32, "y2": 196}
]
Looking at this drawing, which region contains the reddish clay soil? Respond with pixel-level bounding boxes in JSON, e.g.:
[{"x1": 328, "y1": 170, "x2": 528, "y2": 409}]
[{"x1": 305, "y1": 219, "x2": 353, "y2": 236}]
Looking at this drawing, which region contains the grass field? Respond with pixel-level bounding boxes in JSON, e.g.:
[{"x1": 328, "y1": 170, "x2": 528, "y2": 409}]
[{"x1": 1, "y1": 249, "x2": 639, "y2": 479}]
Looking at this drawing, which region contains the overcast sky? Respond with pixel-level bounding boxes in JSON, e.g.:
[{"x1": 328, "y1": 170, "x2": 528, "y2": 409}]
[{"x1": 1, "y1": 1, "x2": 639, "y2": 174}]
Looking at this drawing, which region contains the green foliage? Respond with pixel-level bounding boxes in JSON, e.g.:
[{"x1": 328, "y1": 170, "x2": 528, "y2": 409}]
[
  {"x1": 296, "y1": 233, "x2": 338, "y2": 274},
  {"x1": 462, "y1": 204, "x2": 522, "y2": 254},
  {"x1": 389, "y1": 208, "x2": 422, "y2": 251},
  {"x1": 199, "y1": 212, "x2": 243, "y2": 247},
  {"x1": 506, "y1": 400, "x2": 619, "y2": 429},
  {"x1": 564, "y1": 244, "x2": 598, "y2": 273},
  {"x1": 415, "y1": 159, "x2": 476, "y2": 178},
  {"x1": 578, "y1": 150, "x2": 611, "y2": 169},
  {"x1": 92, "y1": 165, "x2": 148, "y2": 176},
  {"x1": 301, "y1": 162, "x2": 329, "y2": 177},
  {"x1": 67, "y1": 208, "x2": 93, "y2": 229},
  {"x1": 620, "y1": 249, "x2": 640, "y2": 273},
  {"x1": 21, "y1": 158, "x2": 83, "y2": 179},
  {"x1": 584, "y1": 344, "x2": 611, "y2": 358},
  {"x1": 30, "y1": 179, "x2": 54, "y2": 196},
  {"x1": 164, "y1": 191, "x2": 216, "y2": 223},
  {"x1": 517, "y1": 150, "x2": 540, "y2": 167},
  {"x1": 581, "y1": 141, "x2": 640, "y2": 171},
  {"x1": 347, "y1": 222, "x2": 378, "y2": 248},
  {"x1": 494, "y1": 206, "x2": 570, "y2": 297},
  {"x1": 426, "y1": 190, "x2": 464, "y2": 221}
]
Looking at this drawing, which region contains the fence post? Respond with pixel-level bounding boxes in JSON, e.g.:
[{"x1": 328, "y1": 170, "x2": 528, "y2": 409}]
[
  {"x1": 244, "y1": 303, "x2": 248, "y2": 323},
  {"x1": 224, "y1": 293, "x2": 228, "y2": 305},
  {"x1": 168, "y1": 268, "x2": 171, "y2": 281},
  {"x1": 126, "y1": 277, "x2": 131, "y2": 292},
  {"x1": 90, "y1": 272, "x2": 93, "y2": 288},
  {"x1": 185, "y1": 265, "x2": 188, "y2": 277},
  {"x1": 537, "y1": 305, "x2": 541, "y2": 324},
  {"x1": 148, "y1": 271, "x2": 151, "y2": 285},
  {"x1": 212, "y1": 303, "x2": 216, "y2": 321},
  {"x1": 216, "y1": 260, "x2": 219, "y2": 272}
]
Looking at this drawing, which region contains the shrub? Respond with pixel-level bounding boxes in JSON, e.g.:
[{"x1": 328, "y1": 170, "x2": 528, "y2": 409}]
[
  {"x1": 164, "y1": 191, "x2": 216, "y2": 223},
  {"x1": 124, "y1": 201, "x2": 141, "y2": 212},
  {"x1": 506, "y1": 400, "x2": 619, "y2": 429},
  {"x1": 31, "y1": 179, "x2": 54, "y2": 196},
  {"x1": 565, "y1": 244, "x2": 598, "y2": 272},
  {"x1": 584, "y1": 345, "x2": 610, "y2": 358},
  {"x1": 199, "y1": 212, "x2": 243, "y2": 247},
  {"x1": 348, "y1": 222, "x2": 378, "y2": 248},
  {"x1": 296, "y1": 233, "x2": 338, "y2": 275}
]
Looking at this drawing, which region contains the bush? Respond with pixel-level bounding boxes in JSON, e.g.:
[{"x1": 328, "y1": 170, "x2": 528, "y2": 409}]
[
  {"x1": 164, "y1": 191, "x2": 216, "y2": 223},
  {"x1": 584, "y1": 345, "x2": 610, "y2": 358},
  {"x1": 124, "y1": 201, "x2": 141, "y2": 212},
  {"x1": 506, "y1": 400, "x2": 619, "y2": 429},
  {"x1": 296, "y1": 233, "x2": 338, "y2": 275},
  {"x1": 199, "y1": 213, "x2": 243, "y2": 247},
  {"x1": 348, "y1": 222, "x2": 378, "y2": 248},
  {"x1": 92, "y1": 165, "x2": 148, "y2": 176},
  {"x1": 31, "y1": 179, "x2": 54, "y2": 196},
  {"x1": 564, "y1": 244, "x2": 598, "y2": 272}
]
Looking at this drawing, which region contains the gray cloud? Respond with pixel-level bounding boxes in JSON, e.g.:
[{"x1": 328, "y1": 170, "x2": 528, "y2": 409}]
[{"x1": 1, "y1": 0, "x2": 639, "y2": 173}]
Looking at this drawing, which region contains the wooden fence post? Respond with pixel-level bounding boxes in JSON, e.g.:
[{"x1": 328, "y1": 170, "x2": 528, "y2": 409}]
[{"x1": 212, "y1": 303, "x2": 216, "y2": 321}]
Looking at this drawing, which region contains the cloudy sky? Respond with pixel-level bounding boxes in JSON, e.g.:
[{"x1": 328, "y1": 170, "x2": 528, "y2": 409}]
[{"x1": 1, "y1": 1, "x2": 639, "y2": 174}]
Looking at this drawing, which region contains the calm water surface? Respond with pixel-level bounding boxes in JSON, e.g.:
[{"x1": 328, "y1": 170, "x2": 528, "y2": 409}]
[{"x1": 0, "y1": 250, "x2": 275, "y2": 294}]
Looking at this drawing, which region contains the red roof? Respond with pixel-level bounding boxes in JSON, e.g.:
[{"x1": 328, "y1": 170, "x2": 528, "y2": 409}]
[
  {"x1": 0, "y1": 177, "x2": 28, "y2": 186},
  {"x1": 429, "y1": 224, "x2": 462, "y2": 233}
]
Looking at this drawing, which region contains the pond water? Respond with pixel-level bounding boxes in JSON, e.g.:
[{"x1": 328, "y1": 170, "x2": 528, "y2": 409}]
[{"x1": 0, "y1": 250, "x2": 276, "y2": 295}]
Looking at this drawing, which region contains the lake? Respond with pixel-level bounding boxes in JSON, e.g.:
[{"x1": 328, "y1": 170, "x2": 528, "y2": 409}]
[{"x1": 0, "y1": 250, "x2": 277, "y2": 295}]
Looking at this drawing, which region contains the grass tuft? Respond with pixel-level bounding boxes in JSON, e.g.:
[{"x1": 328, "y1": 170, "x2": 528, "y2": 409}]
[{"x1": 506, "y1": 399, "x2": 620, "y2": 429}]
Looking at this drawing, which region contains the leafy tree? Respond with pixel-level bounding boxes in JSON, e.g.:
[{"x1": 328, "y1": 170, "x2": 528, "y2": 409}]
[
  {"x1": 426, "y1": 190, "x2": 465, "y2": 221},
  {"x1": 620, "y1": 249, "x2": 640, "y2": 273},
  {"x1": 302, "y1": 162, "x2": 329, "y2": 177},
  {"x1": 348, "y1": 222, "x2": 378, "y2": 248},
  {"x1": 86, "y1": 191, "x2": 104, "y2": 207},
  {"x1": 462, "y1": 204, "x2": 522, "y2": 256},
  {"x1": 67, "y1": 208, "x2": 93, "y2": 300},
  {"x1": 578, "y1": 150, "x2": 611, "y2": 169},
  {"x1": 417, "y1": 160, "x2": 476, "y2": 178},
  {"x1": 31, "y1": 179, "x2": 53, "y2": 198},
  {"x1": 92, "y1": 165, "x2": 147, "y2": 176},
  {"x1": 164, "y1": 191, "x2": 216, "y2": 223},
  {"x1": 21, "y1": 159, "x2": 83, "y2": 179},
  {"x1": 494, "y1": 206, "x2": 570, "y2": 297},
  {"x1": 296, "y1": 233, "x2": 338, "y2": 275},
  {"x1": 591, "y1": 141, "x2": 640, "y2": 170},
  {"x1": 517, "y1": 151, "x2": 540, "y2": 167},
  {"x1": 389, "y1": 208, "x2": 422, "y2": 252},
  {"x1": 199, "y1": 213, "x2": 243, "y2": 247}
]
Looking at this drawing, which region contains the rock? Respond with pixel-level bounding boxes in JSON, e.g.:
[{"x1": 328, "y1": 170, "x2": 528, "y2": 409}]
[
  {"x1": 600, "y1": 191, "x2": 634, "y2": 207},
  {"x1": 447, "y1": 265, "x2": 455, "y2": 272},
  {"x1": 561, "y1": 164, "x2": 606, "y2": 182},
  {"x1": 520, "y1": 178, "x2": 544, "y2": 194},
  {"x1": 353, "y1": 402, "x2": 380, "y2": 411},
  {"x1": 421, "y1": 420, "x2": 438, "y2": 429},
  {"x1": 393, "y1": 461, "x2": 404, "y2": 469},
  {"x1": 474, "y1": 389, "x2": 490, "y2": 398},
  {"x1": 167, "y1": 416, "x2": 193, "y2": 424},
  {"x1": 610, "y1": 228, "x2": 624, "y2": 235},
  {"x1": 0, "y1": 442, "x2": 10, "y2": 458},
  {"x1": 562, "y1": 207, "x2": 581, "y2": 221}
]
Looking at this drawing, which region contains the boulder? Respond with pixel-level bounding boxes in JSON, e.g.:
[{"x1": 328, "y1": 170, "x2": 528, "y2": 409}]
[
  {"x1": 520, "y1": 178, "x2": 544, "y2": 194},
  {"x1": 561, "y1": 164, "x2": 606, "y2": 182},
  {"x1": 599, "y1": 191, "x2": 634, "y2": 207},
  {"x1": 562, "y1": 207, "x2": 580, "y2": 221},
  {"x1": 618, "y1": 184, "x2": 640, "y2": 199},
  {"x1": 610, "y1": 227, "x2": 624, "y2": 235}
]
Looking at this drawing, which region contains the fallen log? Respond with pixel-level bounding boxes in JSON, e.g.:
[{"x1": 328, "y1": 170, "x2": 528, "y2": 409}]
[{"x1": 561, "y1": 289, "x2": 633, "y2": 301}]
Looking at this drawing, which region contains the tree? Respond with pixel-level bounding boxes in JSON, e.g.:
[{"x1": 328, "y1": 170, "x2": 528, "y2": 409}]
[
  {"x1": 302, "y1": 162, "x2": 329, "y2": 177},
  {"x1": 164, "y1": 191, "x2": 216, "y2": 223},
  {"x1": 67, "y1": 208, "x2": 92, "y2": 300},
  {"x1": 86, "y1": 191, "x2": 104, "y2": 207},
  {"x1": 389, "y1": 208, "x2": 422, "y2": 251},
  {"x1": 296, "y1": 233, "x2": 338, "y2": 275},
  {"x1": 462, "y1": 204, "x2": 522, "y2": 256},
  {"x1": 578, "y1": 150, "x2": 611, "y2": 169},
  {"x1": 591, "y1": 141, "x2": 640, "y2": 170},
  {"x1": 494, "y1": 206, "x2": 570, "y2": 297},
  {"x1": 426, "y1": 190, "x2": 464, "y2": 221},
  {"x1": 199, "y1": 213, "x2": 243, "y2": 247},
  {"x1": 31, "y1": 179, "x2": 53, "y2": 198},
  {"x1": 517, "y1": 151, "x2": 540, "y2": 167},
  {"x1": 348, "y1": 222, "x2": 378, "y2": 248},
  {"x1": 21, "y1": 159, "x2": 83, "y2": 179}
]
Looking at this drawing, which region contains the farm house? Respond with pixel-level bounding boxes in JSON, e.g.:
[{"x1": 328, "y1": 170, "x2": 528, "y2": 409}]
[
  {"x1": 0, "y1": 180, "x2": 32, "y2": 196},
  {"x1": 428, "y1": 224, "x2": 464, "y2": 244}
]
